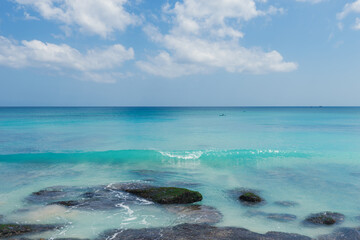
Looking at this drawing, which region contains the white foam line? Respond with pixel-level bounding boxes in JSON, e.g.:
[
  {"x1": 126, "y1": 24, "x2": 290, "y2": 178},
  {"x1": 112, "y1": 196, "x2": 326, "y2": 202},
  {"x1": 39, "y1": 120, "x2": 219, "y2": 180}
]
[{"x1": 159, "y1": 151, "x2": 203, "y2": 160}]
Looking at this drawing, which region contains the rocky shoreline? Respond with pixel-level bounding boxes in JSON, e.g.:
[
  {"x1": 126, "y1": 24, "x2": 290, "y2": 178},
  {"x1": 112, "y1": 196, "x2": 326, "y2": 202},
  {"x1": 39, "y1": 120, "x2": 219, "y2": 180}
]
[
  {"x1": 1, "y1": 182, "x2": 358, "y2": 239},
  {"x1": 2, "y1": 223, "x2": 360, "y2": 240}
]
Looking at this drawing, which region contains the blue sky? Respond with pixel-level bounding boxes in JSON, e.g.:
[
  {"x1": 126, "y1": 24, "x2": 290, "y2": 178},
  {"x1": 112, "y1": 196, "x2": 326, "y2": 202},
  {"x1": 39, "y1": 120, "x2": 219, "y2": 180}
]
[{"x1": 0, "y1": 0, "x2": 360, "y2": 106}]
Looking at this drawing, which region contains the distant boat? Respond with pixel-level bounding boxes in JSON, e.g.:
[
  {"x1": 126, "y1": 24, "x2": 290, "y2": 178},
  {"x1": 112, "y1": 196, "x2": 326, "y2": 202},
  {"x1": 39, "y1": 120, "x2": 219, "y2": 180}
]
[{"x1": 219, "y1": 114, "x2": 225, "y2": 116}]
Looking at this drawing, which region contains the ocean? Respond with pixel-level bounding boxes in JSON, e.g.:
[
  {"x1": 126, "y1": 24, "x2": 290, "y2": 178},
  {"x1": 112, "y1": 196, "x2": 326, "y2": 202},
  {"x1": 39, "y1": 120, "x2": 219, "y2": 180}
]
[{"x1": 1, "y1": 107, "x2": 360, "y2": 238}]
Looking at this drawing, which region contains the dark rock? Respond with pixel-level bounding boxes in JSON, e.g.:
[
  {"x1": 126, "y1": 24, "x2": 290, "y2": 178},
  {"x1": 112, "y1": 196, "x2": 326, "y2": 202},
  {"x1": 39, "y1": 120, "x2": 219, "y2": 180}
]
[
  {"x1": 106, "y1": 182, "x2": 152, "y2": 191},
  {"x1": 304, "y1": 212, "x2": 345, "y2": 226},
  {"x1": 245, "y1": 210, "x2": 297, "y2": 222},
  {"x1": 165, "y1": 205, "x2": 222, "y2": 224},
  {"x1": 32, "y1": 189, "x2": 63, "y2": 196},
  {"x1": 228, "y1": 188, "x2": 265, "y2": 206},
  {"x1": 143, "y1": 178, "x2": 156, "y2": 182},
  {"x1": 124, "y1": 187, "x2": 202, "y2": 204},
  {"x1": 99, "y1": 223, "x2": 311, "y2": 240},
  {"x1": 0, "y1": 224, "x2": 60, "y2": 238},
  {"x1": 245, "y1": 210, "x2": 268, "y2": 217},
  {"x1": 239, "y1": 192, "x2": 263, "y2": 204},
  {"x1": 80, "y1": 192, "x2": 97, "y2": 198},
  {"x1": 28, "y1": 183, "x2": 202, "y2": 210},
  {"x1": 13, "y1": 238, "x2": 89, "y2": 240},
  {"x1": 50, "y1": 200, "x2": 80, "y2": 207},
  {"x1": 318, "y1": 227, "x2": 360, "y2": 240},
  {"x1": 274, "y1": 201, "x2": 299, "y2": 207}
]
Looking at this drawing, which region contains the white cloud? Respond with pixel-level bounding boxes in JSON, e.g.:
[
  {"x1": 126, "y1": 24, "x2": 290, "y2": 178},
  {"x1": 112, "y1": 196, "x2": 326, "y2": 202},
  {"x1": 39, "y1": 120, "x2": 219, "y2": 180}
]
[
  {"x1": 337, "y1": 0, "x2": 360, "y2": 31},
  {"x1": 0, "y1": 36, "x2": 134, "y2": 83},
  {"x1": 354, "y1": 17, "x2": 360, "y2": 30},
  {"x1": 24, "y1": 11, "x2": 39, "y2": 20},
  {"x1": 138, "y1": 0, "x2": 296, "y2": 78},
  {"x1": 14, "y1": 0, "x2": 139, "y2": 38},
  {"x1": 338, "y1": 0, "x2": 360, "y2": 20}
]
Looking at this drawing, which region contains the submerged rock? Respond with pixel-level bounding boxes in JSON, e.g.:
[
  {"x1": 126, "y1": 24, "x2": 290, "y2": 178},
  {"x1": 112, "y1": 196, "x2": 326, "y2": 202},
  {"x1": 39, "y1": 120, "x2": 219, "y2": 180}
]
[
  {"x1": 274, "y1": 201, "x2": 299, "y2": 207},
  {"x1": 246, "y1": 210, "x2": 297, "y2": 222},
  {"x1": 99, "y1": 223, "x2": 311, "y2": 240},
  {"x1": 124, "y1": 187, "x2": 203, "y2": 204},
  {"x1": 318, "y1": 227, "x2": 360, "y2": 240},
  {"x1": 27, "y1": 186, "x2": 94, "y2": 204},
  {"x1": 239, "y1": 192, "x2": 263, "y2": 204},
  {"x1": 27, "y1": 183, "x2": 153, "y2": 210},
  {"x1": 0, "y1": 223, "x2": 60, "y2": 238},
  {"x1": 16, "y1": 238, "x2": 89, "y2": 240},
  {"x1": 165, "y1": 205, "x2": 222, "y2": 224},
  {"x1": 228, "y1": 188, "x2": 265, "y2": 205},
  {"x1": 304, "y1": 212, "x2": 345, "y2": 226},
  {"x1": 50, "y1": 200, "x2": 80, "y2": 207},
  {"x1": 27, "y1": 183, "x2": 201, "y2": 209}
]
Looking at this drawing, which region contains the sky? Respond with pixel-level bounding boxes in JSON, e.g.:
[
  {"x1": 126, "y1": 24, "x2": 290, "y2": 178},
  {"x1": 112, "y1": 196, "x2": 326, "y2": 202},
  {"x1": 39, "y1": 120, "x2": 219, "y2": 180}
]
[{"x1": 0, "y1": 0, "x2": 360, "y2": 106}]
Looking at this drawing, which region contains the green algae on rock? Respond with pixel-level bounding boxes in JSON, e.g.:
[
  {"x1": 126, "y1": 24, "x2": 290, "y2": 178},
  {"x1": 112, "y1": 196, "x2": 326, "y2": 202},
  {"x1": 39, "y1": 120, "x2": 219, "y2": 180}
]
[
  {"x1": 124, "y1": 187, "x2": 203, "y2": 204},
  {"x1": 239, "y1": 192, "x2": 263, "y2": 204},
  {"x1": 304, "y1": 212, "x2": 345, "y2": 226},
  {"x1": 0, "y1": 224, "x2": 60, "y2": 238}
]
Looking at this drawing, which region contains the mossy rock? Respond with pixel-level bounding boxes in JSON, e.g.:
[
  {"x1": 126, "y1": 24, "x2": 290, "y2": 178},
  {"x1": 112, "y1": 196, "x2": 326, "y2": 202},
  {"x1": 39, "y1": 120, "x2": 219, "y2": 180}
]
[
  {"x1": 304, "y1": 212, "x2": 345, "y2": 226},
  {"x1": 239, "y1": 192, "x2": 263, "y2": 204},
  {"x1": 124, "y1": 187, "x2": 203, "y2": 204},
  {"x1": 0, "y1": 224, "x2": 59, "y2": 238}
]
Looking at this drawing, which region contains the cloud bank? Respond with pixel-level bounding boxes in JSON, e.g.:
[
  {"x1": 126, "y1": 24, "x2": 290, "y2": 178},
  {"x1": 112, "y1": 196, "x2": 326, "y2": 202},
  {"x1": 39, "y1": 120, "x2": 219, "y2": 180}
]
[
  {"x1": 137, "y1": 0, "x2": 296, "y2": 78},
  {"x1": 15, "y1": 0, "x2": 140, "y2": 38},
  {"x1": 0, "y1": 36, "x2": 134, "y2": 82},
  {"x1": 338, "y1": 0, "x2": 360, "y2": 30}
]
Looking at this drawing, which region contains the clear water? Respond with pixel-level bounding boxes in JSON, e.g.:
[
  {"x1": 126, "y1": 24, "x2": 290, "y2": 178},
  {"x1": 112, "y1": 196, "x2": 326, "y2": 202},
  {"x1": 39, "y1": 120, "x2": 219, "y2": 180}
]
[{"x1": 1, "y1": 107, "x2": 360, "y2": 239}]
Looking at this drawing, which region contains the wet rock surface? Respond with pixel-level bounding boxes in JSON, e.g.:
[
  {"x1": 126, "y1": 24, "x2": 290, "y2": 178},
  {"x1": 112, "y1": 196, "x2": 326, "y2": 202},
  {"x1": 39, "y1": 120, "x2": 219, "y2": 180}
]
[
  {"x1": 12, "y1": 238, "x2": 89, "y2": 240},
  {"x1": 99, "y1": 223, "x2": 312, "y2": 240},
  {"x1": 123, "y1": 187, "x2": 203, "y2": 204},
  {"x1": 318, "y1": 227, "x2": 360, "y2": 240},
  {"x1": 165, "y1": 205, "x2": 223, "y2": 224},
  {"x1": 304, "y1": 212, "x2": 345, "y2": 226},
  {"x1": 239, "y1": 192, "x2": 263, "y2": 204},
  {"x1": 27, "y1": 183, "x2": 202, "y2": 209},
  {"x1": 228, "y1": 188, "x2": 265, "y2": 206},
  {"x1": 27, "y1": 183, "x2": 153, "y2": 210},
  {"x1": 0, "y1": 223, "x2": 61, "y2": 238}
]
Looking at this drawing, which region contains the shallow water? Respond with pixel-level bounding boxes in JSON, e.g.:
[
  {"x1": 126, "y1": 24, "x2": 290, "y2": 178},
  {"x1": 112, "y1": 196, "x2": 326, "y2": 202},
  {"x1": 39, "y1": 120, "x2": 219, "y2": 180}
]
[{"x1": 1, "y1": 107, "x2": 360, "y2": 239}]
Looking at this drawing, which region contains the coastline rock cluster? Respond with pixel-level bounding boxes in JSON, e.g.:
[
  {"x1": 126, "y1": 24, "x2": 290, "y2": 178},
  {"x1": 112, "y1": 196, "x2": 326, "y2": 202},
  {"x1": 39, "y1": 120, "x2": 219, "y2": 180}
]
[
  {"x1": 231, "y1": 189, "x2": 344, "y2": 226},
  {"x1": 98, "y1": 223, "x2": 312, "y2": 240},
  {"x1": 0, "y1": 182, "x2": 354, "y2": 239}
]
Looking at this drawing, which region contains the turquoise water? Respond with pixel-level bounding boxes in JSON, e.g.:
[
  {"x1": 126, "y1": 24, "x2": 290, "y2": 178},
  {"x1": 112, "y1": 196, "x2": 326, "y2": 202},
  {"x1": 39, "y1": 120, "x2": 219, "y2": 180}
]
[{"x1": 1, "y1": 107, "x2": 360, "y2": 238}]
